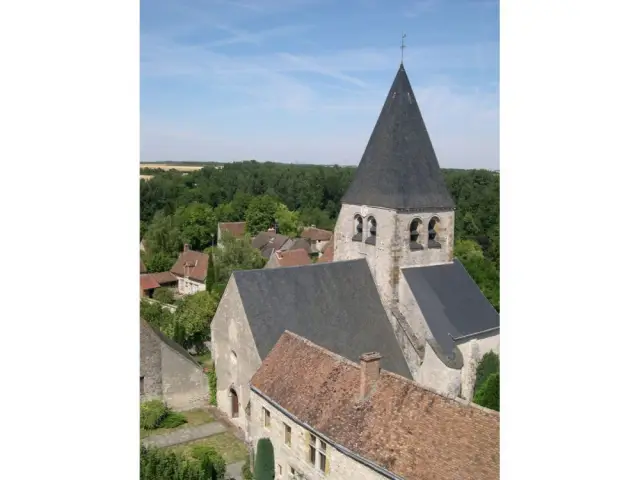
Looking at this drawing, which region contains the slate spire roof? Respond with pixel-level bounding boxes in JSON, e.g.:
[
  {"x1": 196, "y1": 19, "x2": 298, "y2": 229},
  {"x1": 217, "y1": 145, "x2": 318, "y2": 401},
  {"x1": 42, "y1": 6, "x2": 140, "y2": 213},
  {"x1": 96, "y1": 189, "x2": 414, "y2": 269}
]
[{"x1": 342, "y1": 63, "x2": 455, "y2": 211}]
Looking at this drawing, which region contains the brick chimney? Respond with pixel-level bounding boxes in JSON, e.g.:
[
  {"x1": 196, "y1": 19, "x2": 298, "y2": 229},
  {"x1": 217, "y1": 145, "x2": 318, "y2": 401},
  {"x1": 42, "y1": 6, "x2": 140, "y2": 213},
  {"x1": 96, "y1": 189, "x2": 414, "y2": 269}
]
[
  {"x1": 183, "y1": 243, "x2": 190, "y2": 252},
  {"x1": 359, "y1": 352, "x2": 382, "y2": 401}
]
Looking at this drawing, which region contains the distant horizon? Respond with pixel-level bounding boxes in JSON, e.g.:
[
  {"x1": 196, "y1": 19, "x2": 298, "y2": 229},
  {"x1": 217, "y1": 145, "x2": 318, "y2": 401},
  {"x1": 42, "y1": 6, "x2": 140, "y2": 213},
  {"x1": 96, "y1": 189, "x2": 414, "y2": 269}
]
[{"x1": 141, "y1": 0, "x2": 499, "y2": 170}]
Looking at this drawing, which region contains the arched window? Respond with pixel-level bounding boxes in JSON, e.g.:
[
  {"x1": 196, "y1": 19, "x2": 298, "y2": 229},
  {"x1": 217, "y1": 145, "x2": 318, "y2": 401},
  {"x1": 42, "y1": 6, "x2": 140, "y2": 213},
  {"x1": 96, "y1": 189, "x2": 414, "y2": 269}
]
[
  {"x1": 409, "y1": 218, "x2": 424, "y2": 250},
  {"x1": 230, "y1": 387, "x2": 239, "y2": 418},
  {"x1": 428, "y1": 216, "x2": 441, "y2": 248},
  {"x1": 365, "y1": 216, "x2": 377, "y2": 245},
  {"x1": 352, "y1": 215, "x2": 363, "y2": 241}
]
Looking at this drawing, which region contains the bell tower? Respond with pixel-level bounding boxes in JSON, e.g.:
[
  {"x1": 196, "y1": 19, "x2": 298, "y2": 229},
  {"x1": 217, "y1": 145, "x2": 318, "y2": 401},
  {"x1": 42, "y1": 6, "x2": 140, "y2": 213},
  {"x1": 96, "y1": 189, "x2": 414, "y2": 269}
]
[{"x1": 333, "y1": 62, "x2": 456, "y2": 309}]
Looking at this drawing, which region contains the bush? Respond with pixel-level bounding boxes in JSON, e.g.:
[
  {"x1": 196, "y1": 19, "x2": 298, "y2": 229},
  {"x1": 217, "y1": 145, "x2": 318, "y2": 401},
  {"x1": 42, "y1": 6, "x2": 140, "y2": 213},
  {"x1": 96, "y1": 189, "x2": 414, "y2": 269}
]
[
  {"x1": 159, "y1": 411, "x2": 187, "y2": 429},
  {"x1": 242, "y1": 457, "x2": 254, "y2": 480},
  {"x1": 141, "y1": 400, "x2": 168, "y2": 430},
  {"x1": 254, "y1": 438, "x2": 274, "y2": 480},
  {"x1": 474, "y1": 373, "x2": 500, "y2": 411},
  {"x1": 153, "y1": 287, "x2": 175, "y2": 305},
  {"x1": 191, "y1": 444, "x2": 226, "y2": 479},
  {"x1": 475, "y1": 351, "x2": 500, "y2": 391},
  {"x1": 141, "y1": 445, "x2": 216, "y2": 480},
  {"x1": 206, "y1": 367, "x2": 217, "y2": 406}
]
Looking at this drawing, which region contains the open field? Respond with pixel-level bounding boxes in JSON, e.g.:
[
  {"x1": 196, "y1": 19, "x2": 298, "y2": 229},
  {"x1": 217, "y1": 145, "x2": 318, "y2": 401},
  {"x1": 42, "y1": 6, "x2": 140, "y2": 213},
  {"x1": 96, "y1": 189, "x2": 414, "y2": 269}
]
[
  {"x1": 140, "y1": 175, "x2": 154, "y2": 181},
  {"x1": 140, "y1": 163, "x2": 204, "y2": 171}
]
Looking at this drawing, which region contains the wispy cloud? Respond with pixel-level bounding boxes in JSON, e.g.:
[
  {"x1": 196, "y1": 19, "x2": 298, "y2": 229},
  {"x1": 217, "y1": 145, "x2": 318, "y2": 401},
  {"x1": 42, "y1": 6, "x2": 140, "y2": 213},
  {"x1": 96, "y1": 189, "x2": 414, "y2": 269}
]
[{"x1": 403, "y1": 0, "x2": 440, "y2": 18}]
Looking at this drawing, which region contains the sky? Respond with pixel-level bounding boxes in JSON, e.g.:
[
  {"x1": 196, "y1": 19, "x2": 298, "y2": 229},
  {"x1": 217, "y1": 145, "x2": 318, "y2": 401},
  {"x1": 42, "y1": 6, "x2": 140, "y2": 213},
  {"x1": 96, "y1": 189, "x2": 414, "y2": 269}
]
[{"x1": 141, "y1": 0, "x2": 499, "y2": 169}]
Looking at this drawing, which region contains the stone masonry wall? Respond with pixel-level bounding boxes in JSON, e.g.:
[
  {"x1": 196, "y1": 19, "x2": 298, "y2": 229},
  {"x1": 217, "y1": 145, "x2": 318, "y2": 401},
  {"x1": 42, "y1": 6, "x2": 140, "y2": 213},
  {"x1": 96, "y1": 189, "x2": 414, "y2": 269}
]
[
  {"x1": 160, "y1": 343, "x2": 209, "y2": 411},
  {"x1": 248, "y1": 391, "x2": 385, "y2": 480},
  {"x1": 211, "y1": 277, "x2": 263, "y2": 434},
  {"x1": 140, "y1": 322, "x2": 163, "y2": 402}
]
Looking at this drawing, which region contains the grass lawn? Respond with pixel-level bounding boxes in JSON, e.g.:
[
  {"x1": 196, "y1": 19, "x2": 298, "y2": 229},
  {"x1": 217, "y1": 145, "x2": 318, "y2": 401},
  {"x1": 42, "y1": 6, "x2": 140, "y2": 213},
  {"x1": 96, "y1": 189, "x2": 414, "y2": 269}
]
[
  {"x1": 169, "y1": 432, "x2": 248, "y2": 464},
  {"x1": 140, "y1": 408, "x2": 214, "y2": 439},
  {"x1": 194, "y1": 351, "x2": 213, "y2": 368}
]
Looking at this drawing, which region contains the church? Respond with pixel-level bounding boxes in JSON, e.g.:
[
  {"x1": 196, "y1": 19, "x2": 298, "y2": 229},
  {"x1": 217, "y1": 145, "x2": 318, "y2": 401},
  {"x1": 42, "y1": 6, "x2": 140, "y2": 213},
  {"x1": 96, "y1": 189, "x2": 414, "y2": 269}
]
[{"x1": 210, "y1": 63, "x2": 500, "y2": 432}]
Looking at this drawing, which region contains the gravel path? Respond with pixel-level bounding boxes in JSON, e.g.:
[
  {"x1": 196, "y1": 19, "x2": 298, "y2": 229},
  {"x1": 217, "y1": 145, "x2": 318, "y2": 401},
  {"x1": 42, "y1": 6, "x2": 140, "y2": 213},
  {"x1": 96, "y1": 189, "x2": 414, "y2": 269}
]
[
  {"x1": 224, "y1": 461, "x2": 245, "y2": 479},
  {"x1": 141, "y1": 422, "x2": 227, "y2": 448}
]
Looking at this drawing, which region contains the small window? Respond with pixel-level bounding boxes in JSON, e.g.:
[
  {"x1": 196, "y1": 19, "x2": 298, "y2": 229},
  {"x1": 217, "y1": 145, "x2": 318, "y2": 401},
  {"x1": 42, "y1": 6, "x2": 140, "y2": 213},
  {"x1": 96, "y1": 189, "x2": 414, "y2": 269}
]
[
  {"x1": 352, "y1": 215, "x2": 363, "y2": 241},
  {"x1": 290, "y1": 466, "x2": 296, "y2": 476},
  {"x1": 309, "y1": 434, "x2": 317, "y2": 464},
  {"x1": 365, "y1": 216, "x2": 377, "y2": 245},
  {"x1": 319, "y1": 440, "x2": 327, "y2": 473},
  {"x1": 428, "y1": 217, "x2": 441, "y2": 249},
  {"x1": 278, "y1": 464, "x2": 282, "y2": 476},
  {"x1": 285, "y1": 423, "x2": 292, "y2": 446},
  {"x1": 140, "y1": 376, "x2": 144, "y2": 395},
  {"x1": 263, "y1": 407, "x2": 271, "y2": 427}
]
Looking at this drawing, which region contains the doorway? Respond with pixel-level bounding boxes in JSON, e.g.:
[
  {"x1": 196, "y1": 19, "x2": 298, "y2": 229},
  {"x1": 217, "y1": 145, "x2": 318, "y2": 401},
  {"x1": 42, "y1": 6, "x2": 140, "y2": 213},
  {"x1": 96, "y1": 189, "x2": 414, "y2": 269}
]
[{"x1": 230, "y1": 388, "x2": 239, "y2": 418}]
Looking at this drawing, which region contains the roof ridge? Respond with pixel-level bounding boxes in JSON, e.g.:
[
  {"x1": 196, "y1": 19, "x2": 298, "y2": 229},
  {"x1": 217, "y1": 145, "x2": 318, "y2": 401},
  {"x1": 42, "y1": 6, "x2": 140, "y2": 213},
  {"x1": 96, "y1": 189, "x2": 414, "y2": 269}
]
[{"x1": 281, "y1": 330, "x2": 498, "y2": 417}]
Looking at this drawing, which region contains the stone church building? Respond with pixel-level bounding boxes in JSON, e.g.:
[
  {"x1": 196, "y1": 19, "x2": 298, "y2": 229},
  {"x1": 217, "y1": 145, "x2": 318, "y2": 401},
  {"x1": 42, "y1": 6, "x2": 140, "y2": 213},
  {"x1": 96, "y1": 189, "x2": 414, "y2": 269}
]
[{"x1": 211, "y1": 63, "x2": 499, "y2": 433}]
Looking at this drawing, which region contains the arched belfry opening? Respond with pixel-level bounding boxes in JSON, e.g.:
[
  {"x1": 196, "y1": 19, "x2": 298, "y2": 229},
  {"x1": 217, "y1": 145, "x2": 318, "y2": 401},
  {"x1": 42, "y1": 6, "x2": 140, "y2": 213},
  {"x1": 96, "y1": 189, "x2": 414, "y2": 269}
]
[
  {"x1": 409, "y1": 218, "x2": 424, "y2": 250},
  {"x1": 365, "y1": 217, "x2": 377, "y2": 245},
  {"x1": 352, "y1": 215, "x2": 363, "y2": 241},
  {"x1": 428, "y1": 217, "x2": 441, "y2": 249}
]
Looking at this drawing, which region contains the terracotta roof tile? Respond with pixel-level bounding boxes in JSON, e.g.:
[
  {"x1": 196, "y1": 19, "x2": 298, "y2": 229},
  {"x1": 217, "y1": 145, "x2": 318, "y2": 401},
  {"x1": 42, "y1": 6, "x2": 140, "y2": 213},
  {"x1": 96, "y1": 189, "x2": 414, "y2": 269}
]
[
  {"x1": 251, "y1": 332, "x2": 499, "y2": 480},
  {"x1": 140, "y1": 274, "x2": 161, "y2": 291},
  {"x1": 301, "y1": 227, "x2": 333, "y2": 242},
  {"x1": 170, "y1": 249, "x2": 209, "y2": 282},
  {"x1": 219, "y1": 221, "x2": 246, "y2": 238},
  {"x1": 317, "y1": 243, "x2": 334, "y2": 263},
  {"x1": 274, "y1": 249, "x2": 311, "y2": 267},
  {"x1": 151, "y1": 271, "x2": 178, "y2": 285}
]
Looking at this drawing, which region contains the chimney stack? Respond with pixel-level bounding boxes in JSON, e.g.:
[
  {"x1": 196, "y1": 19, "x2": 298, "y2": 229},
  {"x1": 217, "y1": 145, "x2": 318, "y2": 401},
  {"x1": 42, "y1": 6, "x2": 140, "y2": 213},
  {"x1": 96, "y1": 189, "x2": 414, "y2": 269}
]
[
  {"x1": 184, "y1": 243, "x2": 190, "y2": 252},
  {"x1": 359, "y1": 352, "x2": 382, "y2": 401}
]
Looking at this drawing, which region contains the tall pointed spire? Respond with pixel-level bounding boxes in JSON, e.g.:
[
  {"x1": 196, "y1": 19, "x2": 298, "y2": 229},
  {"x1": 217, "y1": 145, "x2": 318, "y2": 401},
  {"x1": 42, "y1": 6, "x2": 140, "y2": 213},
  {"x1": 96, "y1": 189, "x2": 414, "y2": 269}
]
[{"x1": 342, "y1": 64, "x2": 455, "y2": 211}]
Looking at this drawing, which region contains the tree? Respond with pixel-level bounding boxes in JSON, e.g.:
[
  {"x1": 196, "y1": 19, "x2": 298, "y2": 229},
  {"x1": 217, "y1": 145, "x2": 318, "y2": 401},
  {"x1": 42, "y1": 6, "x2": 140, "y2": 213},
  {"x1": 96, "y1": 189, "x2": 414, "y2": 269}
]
[
  {"x1": 173, "y1": 203, "x2": 218, "y2": 252},
  {"x1": 245, "y1": 195, "x2": 280, "y2": 235},
  {"x1": 475, "y1": 351, "x2": 500, "y2": 391},
  {"x1": 206, "y1": 253, "x2": 215, "y2": 293},
  {"x1": 173, "y1": 291, "x2": 219, "y2": 351},
  {"x1": 144, "y1": 251, "x2": 176, "y2": 273},
  {"x1": 153, "y1": 287, "x2": 175, "y2": 305},
  {"x1": 473, "y1": 373, "x2": 499, "y2": 411},
  {"x1": 254, "y1": 438, "x2": 275, "y2": 480},
  {"x1": 212, "y1": 231, "x2": 266, "y2": 284},
  {"x1": 274, "y1": 203, "x2": 301, "y2": 237}
]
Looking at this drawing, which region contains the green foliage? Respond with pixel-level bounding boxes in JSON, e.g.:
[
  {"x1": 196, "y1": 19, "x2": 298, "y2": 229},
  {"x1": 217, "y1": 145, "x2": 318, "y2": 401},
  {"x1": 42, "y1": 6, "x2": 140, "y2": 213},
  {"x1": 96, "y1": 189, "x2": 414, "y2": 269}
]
[
  {"x1": 242, "y1": 457, "x2": 254, "y2": 480},
  {"x1": 159, "y1": 411, "x2": 187, "y2": 429},
  {"x1": 190, "y1": 445, "x2": 226, "y2": 479},
  {"x1": 206, "y1": 253, "x2": 215, "y2": 293},
  {"x1": 206, "y1": 366, "x2": 217, "y2": 406},
  {"x1": 140, "y1": 444, "x2": 222, "y2": 480},
  {"x1": 212, "y1": 231, "x2": 266, "y2": 284},
  {"x1": 245, "y1": 195, "x2": 280, "y2": 235},
  {"x1": 173, "y1": 203, "x2": 218, "y2": 252},
  {"x1": 474, "y1": 373, "x2": 500, "y2": 411},
  {"x1": 274, "y1": 203, "x2": 302, "y2": 237},
  {"x1": 174, "y1": 291, "x2": 218, "y2": 351},
  {"x1": 455, "y1": 239, "x2": 500, "y2": 311},
  {"x1": 254, "y1": 438, "x2": 275, "y2": 480},
  {"x1": 153, "y1": 287, "x2": 175, "y2": 305},
  {"x1": 144, "y1": 251, "x2": 176, "y2": 273},
  {"x1": 140, "y1": 300, "x2": 174, "y2": 332},
  {"x1": 140, "y1": 400, "x2": 169, "y2": 430},
  {"x1": 475, "y1": 351, "x2": 500, "y2": 391}
]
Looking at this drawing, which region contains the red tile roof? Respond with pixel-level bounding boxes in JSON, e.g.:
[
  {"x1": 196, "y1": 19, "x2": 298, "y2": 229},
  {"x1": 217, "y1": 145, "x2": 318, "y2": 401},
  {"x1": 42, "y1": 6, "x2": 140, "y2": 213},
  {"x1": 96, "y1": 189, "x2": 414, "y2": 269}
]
[
  {"x1": 251, "y1": 332, "x2": 499, "y2": 480},
  {"x1": 170, "y1": 249, "x2": 209, "y2": 282},
  {"x1": 274, "y1": 249, "x2": 311, "y2": 267},
  {"x1": 317, "y1": 243, "x2": 334, "y2": 263},
  {"x1": 301, "y1": 226, "x2": 333, "y2": 242},
  {"x1": 219, "y1": 221, "x2": 246, "y2": 238},
  {"x1": 140, "y1": 274, "x2": 161, "y2": 291},
  {"x1": 151, "y1": 271, "x2": 178, "y2": 285}
]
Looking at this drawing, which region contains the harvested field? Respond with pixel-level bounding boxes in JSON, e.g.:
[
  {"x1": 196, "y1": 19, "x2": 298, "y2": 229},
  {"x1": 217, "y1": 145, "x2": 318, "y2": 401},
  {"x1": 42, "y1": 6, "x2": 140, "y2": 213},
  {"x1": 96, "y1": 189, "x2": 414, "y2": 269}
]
[
  {"x1": 140, "y1": 175, "x2": 154, "y2": 181},
  {"x1": 140, "y1": 164, "x2": 204, "y2": 172}
]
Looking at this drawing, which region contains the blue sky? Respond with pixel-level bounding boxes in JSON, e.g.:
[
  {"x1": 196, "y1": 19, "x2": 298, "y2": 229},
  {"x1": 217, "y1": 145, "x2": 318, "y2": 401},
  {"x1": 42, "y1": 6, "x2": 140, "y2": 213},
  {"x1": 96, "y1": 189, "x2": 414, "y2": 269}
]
[{"x1": 141, "y1": 0, "x2": 499, "y2": 168}]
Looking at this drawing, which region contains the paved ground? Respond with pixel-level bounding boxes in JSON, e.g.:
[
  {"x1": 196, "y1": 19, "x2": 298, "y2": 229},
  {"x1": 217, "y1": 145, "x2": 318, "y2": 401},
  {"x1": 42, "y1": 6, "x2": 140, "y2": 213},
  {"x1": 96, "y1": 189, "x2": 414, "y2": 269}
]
[
  {"x1": 225, "y1": 461, "x2": 245, "y2": 480},
  {"x1": 141, "y1": 421, "x2": 227, "y2": 448}
]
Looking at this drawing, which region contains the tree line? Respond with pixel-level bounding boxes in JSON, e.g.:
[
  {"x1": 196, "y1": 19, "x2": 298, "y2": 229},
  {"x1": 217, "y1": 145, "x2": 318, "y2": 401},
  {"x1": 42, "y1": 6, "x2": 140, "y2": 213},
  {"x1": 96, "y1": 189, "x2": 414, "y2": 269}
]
[{"x1": 140, "y1": 161, "x2": 499, "y2": 309}]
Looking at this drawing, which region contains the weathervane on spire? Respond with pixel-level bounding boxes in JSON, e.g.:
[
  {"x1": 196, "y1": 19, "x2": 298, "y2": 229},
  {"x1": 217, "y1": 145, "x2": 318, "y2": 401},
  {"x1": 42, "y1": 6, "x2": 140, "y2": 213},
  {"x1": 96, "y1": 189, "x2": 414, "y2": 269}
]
[{"x1": 401, "y1": 33, "x2": 407, "y2": 64}]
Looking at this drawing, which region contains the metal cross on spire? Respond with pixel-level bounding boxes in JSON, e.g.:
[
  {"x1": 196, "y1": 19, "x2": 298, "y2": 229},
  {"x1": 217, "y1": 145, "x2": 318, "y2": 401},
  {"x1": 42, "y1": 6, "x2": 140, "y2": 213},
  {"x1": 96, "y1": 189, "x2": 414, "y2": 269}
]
[{"x1": 401, "y1": 33, "x2": 407, "y2": 64}]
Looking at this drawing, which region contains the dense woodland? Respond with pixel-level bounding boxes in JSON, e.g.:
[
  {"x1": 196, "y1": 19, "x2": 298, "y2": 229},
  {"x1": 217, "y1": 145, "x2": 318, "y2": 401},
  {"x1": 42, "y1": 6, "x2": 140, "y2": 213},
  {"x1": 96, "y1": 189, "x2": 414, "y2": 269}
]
[{"x1": 140, "y1": 161, "x2": 500, "y2": 309}]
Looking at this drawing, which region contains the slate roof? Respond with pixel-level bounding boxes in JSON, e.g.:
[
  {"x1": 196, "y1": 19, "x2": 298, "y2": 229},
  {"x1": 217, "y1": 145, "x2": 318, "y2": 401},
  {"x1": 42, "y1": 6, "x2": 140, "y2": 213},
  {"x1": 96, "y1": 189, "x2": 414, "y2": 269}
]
[
  {"x1": 288, "y1": 238, "x2": 311, "y2": 254},
  {"x1": 170, "y1": 249, "x2": 209, "y2": 282},
  {"x1": 251, "y1": 331, "x2": 499, "y2": 480},
  {"x1": 140, "y1": 318, "x2": 203, "y2": 370},
  {"x1": 251, "y1": 232, "x2": 292, "y2": 259},
  {"x1": 233, "y1": 259, "x2": 411, "y2": 378},
  {"x1": 342, "y1": 64, "x2": 455, "y2": 211},
  {"x1": 402, "y1": 259, "x2": 499, "y2": 359}
]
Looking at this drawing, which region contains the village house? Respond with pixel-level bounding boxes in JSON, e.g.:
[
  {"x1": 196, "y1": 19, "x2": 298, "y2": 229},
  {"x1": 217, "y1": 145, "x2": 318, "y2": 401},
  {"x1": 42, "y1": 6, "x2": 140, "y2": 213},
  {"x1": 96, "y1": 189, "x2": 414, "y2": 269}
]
[
  {"x1": 140, "y1": 274, "x2": 160, "y2": 298},
  {"x1": 252, "y1": 230, "x2": 294, "y2": 259},
  {"x1": 149, "y1": 271, "x2": 179, "y2": 289},
  {"x1": 316, "y1": 239, "x2": 334, "y2": 264},
  {"x1": 170, "y1": 244, "x2": 209, "y2": 295},
  {"x1": 300, "y1": 226, "x2": 333, "y2": 254},
  {"x1": 211, "y1": 62, "x2": 499, "y2": 430},
  {"x1": 265, "y1": 249, "x2": 312, "y2": 269},
  {"x1": 217, "y1": 221, "x2": 247, "y2": 246},
  {"x1": 249, "y1": 331, "x2": 499, "y2": 480},
  {"x1": 140, "y1": 319, "x2": 209, "y2": 411}
]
